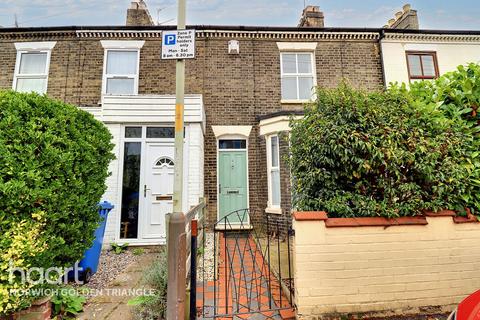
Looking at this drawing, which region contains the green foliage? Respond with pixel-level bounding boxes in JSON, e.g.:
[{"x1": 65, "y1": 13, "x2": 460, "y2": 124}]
[
  {"x1": 289, "y1": 83, "x2": 471, "y2": 218},
  {"x1": 197, "y1": 246, "x2": 204, "y2": 256},
  {"x1": 0, "y1": 91, "x2": 115, "y2": 314},
  {"x1": 111, "y1": 243, "x2": 129, "y2": 255},
  {"x1": 130, "y1": 251, "x2": 167, "y2": 320},
  {"x1": 132, "y1": 248, "x2": 144, "y2": 256},
  {"x1": 404, "y1": 63, "x2": 480, "y2": 214},
  {"x1": 51, "y1": 287, "x2": 86, "y2": 320}
]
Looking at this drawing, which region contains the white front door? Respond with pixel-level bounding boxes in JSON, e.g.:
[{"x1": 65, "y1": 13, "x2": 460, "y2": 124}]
[{"x1": 142, "y1": 142, "x2": 174, "y2": 239}]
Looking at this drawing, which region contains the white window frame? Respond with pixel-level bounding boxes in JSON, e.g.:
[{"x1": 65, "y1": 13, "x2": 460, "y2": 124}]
[
  {"x1": 266, "y1": 134, "x2": 282, "y2": 214},
  {"x1": 279, "y1": 50, "x2": 317, "y2": 104},
  {"x1": 100, "y1": 40, "x2": 145, "y2": 96},
  {"x1": 12, "y1": 42, "x2": 56, "y2": 94}
]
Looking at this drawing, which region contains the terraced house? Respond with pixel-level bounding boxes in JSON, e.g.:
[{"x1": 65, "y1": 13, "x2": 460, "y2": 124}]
[{"x1": 1, "y1": 1, "x2": 479, "y2": 246}]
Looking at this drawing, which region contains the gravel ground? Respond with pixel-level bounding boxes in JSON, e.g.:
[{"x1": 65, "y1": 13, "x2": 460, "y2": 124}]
[
  {"x1": 85, "y1": 249, "x2": 139, "y2": 290},
  {"x1": 73, "y1": 248, "x2": 140, "y2": 298},
  {"x1": 197, "y1": 232, "x2": 215, "y2": 281}
]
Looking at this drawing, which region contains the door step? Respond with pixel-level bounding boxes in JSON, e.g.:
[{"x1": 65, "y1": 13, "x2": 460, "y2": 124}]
[{"x1": 214, "y1": 224, "x2": 253, "y2": 231}]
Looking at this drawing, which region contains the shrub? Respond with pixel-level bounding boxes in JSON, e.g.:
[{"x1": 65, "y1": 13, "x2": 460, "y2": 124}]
[
  {"x1": 129, "y1": 251, "x2": 167, "y2": 320},
  {"x1": 0, "y1": 91, "x2": 115, "y2": 314},
  {"x1": 51, "y1": 286, "x2": 86, "y2": 320},
  {"x1": 288, "y1": 83, "x2": 471, "y2": 218},
  {"x1": 405, "y1": 63, "x2": 480, "y2": 213}
]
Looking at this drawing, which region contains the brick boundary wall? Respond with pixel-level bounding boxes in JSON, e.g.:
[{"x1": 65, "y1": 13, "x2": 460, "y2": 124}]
[{"x1": 292, "y1": 210, "x2": 480, "y2": 319}]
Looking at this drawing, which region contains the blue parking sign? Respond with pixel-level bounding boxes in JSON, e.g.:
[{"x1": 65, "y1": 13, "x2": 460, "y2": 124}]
[{"x1": 165, "y1": 34, "x2": 176, "y2": 45}]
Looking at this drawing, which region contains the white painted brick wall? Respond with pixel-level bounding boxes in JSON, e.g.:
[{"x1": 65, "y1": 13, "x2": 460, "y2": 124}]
[
  {"x1": 101, "y1": 124, "x2": 121, "y2": 246},
  {"x1": 187, "y1": 123, "x2": 204, "y2": 207},
  {"x1": 100, "y1": 123, "x2": 205, "y2": 246},
  {"x1": 293, "y1": 217, "x2": 480, "y2": 318}
]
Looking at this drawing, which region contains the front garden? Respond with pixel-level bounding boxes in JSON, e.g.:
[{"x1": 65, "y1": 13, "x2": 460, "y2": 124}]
[
  {"x1": 289, "y1": 63, "x2": 480, "y2": 219},
  {"x1": 0, "y1": 91, "x2": 116, "y2": 318},
  {"x1": 290, "y1": 64, "x2": 480, "y2": 319},
  {"x1": 2, "y1": 62, "x2": 480, "y2": 319}
]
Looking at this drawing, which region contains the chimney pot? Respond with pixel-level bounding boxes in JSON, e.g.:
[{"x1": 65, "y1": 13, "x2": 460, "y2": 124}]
[{"x1": 386, "y1": 5, "x2": 419, "y2": 30}]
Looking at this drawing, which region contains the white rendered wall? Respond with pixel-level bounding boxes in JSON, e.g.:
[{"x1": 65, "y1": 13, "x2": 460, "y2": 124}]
[{"x1": 382, "y1": 41, "x2": 480, "y2": 86}]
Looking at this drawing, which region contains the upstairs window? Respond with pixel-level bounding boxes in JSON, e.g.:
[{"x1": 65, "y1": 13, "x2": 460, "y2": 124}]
[
  {"x1": 13, "y1": 42, "x2": 56, "y2": 94},
  {"x1": 406, "y1": 51, "x2": 439, "y2": 80},
  {"x1": 281, "y1": 52, "x2": 315, "y2": 101},
  {"x1": 104, "y1": 50, "x2": 139, "y2": 95},
  {"x1": 100, "y1": 40, "x2": 145, "y2": 95}
]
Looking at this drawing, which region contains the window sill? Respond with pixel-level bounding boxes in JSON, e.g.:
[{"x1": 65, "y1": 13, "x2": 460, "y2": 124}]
[
  {"x1": 281, "y1": 99, "x2": 311, "y2": 104},
  {"x1": 265, "y1": 207, "x2": 282, "y2": 215}
]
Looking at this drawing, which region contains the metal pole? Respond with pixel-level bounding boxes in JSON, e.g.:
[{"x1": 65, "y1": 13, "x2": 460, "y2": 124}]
[
  {"x1": 189, "y1": 220, "x2": 198, "y2": 320},
  {"x1": 173, "y1": 0, "x2": 186, "y2": 216},
  {"x1": 166, "y1": 0, "x2": 187, "y2": 318}
]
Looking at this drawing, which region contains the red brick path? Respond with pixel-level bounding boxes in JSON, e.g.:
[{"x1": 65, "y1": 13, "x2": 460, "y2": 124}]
[{"x1": 197, "y1": 233, "x2": 295, "y2": 319}]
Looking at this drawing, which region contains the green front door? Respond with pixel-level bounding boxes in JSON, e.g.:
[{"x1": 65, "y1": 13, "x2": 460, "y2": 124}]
[{"x1": 218, "y1": 151, "x2": 248, "y2": 224}]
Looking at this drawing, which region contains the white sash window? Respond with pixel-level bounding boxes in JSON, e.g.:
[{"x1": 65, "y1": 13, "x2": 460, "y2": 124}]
[
  {"x1": 267, "y1": 135, "x2": 281, "y2": 209},
  {"x1": 13, "y1": 42, "x2": 56, "y2": 94},
  {"x1": 101, "y1": 40, "x2": 145, "y2": 95}
]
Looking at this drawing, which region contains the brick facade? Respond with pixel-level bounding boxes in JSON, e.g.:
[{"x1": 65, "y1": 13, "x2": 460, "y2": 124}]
[{"x1": 0, "y1": 27, "x2": 384, "y2": 228}]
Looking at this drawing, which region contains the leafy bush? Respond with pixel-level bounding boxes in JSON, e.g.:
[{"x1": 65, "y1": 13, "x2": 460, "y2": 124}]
[
  {"x1": 0, "y1": 91, "x2": 115, "y2": 314},
  {"x1": 288, "y1": 83, "x2": 472, "y2": 218},
  {"x1": 111, "y1": 243, "x2": 129, "y2": 255},
  {"x1": 405, "y1": 63, "x2": 480, "y2": 213},
  {"x1": 51, "y1": 287, "x2": 86, "y2": 320},
  {"x1": 129, "y1": 251, "x2": 167, "y2": 320}
]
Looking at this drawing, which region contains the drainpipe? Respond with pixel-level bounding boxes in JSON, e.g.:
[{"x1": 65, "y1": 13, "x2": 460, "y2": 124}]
[{"x1": 379, "y1": 29, "x2": 387, "y2": 90}]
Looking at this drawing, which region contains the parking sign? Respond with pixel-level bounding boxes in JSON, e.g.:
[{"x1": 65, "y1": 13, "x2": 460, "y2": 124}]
[{"x1": 161, "y1": 30, "x2": 195, "y2": 59}]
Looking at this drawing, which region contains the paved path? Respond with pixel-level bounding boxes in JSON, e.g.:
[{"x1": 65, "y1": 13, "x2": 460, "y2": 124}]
[
  {"x1": 78, "y1": 252, "x2": 156, "y2": 320},
  {"x1": 197, "y1": 233, "x2": 295, "y2": 320}
]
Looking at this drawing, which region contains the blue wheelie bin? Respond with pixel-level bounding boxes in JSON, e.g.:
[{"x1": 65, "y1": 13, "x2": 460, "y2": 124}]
[{"x1": 74, "y1": 201, "x2": 114, "y2": 283}]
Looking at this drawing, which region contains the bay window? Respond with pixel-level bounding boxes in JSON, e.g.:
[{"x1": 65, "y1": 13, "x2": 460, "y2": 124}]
[{"x1": 267, "y1": 135, "x2": 281, "y2": 211}]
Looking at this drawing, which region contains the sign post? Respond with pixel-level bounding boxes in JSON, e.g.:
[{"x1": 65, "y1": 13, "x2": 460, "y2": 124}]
[
  {"x1": 162, "y1": 29, "x2": 195, "y2": 60},
  {"x1": 165, "y1": 0, "x2": 196, "y2": 319}
]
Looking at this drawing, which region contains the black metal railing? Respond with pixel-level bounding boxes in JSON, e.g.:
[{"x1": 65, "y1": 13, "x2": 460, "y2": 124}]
[{"x1": 196, "y1": 208, "x2": 295, "y2": 319}]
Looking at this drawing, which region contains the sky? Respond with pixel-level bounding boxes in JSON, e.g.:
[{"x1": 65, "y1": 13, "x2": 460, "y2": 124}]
[{"x1": 0, "y1": 0, "x2": 480, "y2": 30}]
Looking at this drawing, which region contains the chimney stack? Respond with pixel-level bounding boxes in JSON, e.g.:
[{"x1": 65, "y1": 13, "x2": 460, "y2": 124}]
[
  {"x1": 126, "y1": 0, "x2": 154, "y2": 26},
  {"x1": 298, "y1": 5, "x2": 325, "y2": 28},
  {"x1": 384, "y1": 3, "x2": 419, "y2": 30}
]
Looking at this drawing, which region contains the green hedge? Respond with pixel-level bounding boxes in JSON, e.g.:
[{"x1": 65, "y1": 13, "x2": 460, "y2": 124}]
[
  {"x1": 407, "y1": 63, "x2": 480, "y2": 213},
  {"x1": 0, "y1": 91, "x2": 115, "y2": 314},
  {"x1": 288, "y1": 83, "x2": 472, "y2": 218}
]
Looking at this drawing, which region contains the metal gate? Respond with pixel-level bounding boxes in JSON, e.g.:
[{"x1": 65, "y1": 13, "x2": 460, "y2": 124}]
[{"x1": 197, "y1": 209, "x2": 295, "y2": 319}]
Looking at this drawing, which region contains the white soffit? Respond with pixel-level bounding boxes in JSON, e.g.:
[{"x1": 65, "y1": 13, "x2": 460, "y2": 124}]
[
  {"x1": 212, "y1": 126, "x2": 252, "y2": 138},
  {"x1": 276, "y1": 42, "x2": 318, "y2": 51},
  {"x1": 100, "y1": 40, "x2": 145, "y2": 49},
  {"x1": 14, "y1": 41, "x2": 57, "y2": 51}
]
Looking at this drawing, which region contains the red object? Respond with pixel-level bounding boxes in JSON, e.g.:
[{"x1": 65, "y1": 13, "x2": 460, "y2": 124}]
[
  {"x1": 457, "y1": 290, "x2": 480, "y2": 320},
  {"x1": 191, "y1": 219, "x2": 198, "y2": 237}
]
